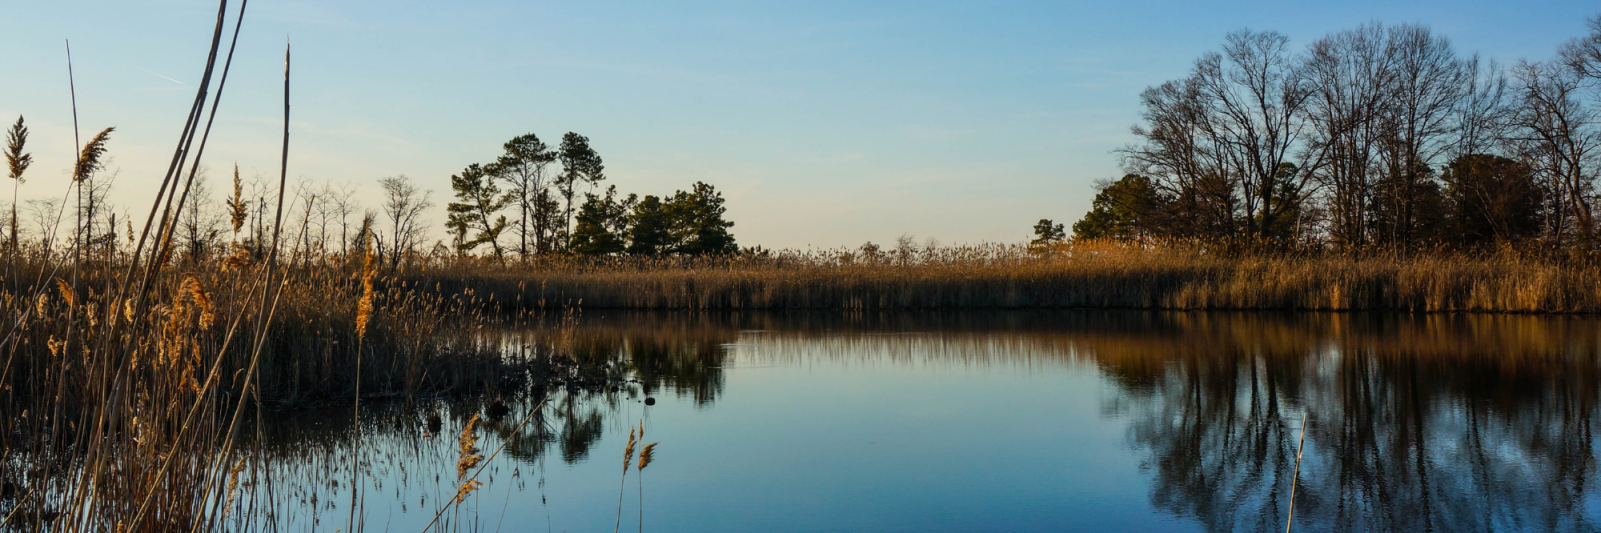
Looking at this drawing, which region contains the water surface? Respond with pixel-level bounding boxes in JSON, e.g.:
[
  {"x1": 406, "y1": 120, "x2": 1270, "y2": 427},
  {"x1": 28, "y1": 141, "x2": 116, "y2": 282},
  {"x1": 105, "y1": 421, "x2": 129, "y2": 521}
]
[{"x1": 258, "y1": 311, "x2": 1601, "y2": 532}]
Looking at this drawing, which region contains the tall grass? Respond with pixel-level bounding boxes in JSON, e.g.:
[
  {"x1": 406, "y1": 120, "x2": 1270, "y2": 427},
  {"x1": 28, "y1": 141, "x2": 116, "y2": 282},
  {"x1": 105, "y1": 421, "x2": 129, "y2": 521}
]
[
  {"x1": 402, "y1": 240, "x2": 1601, "y2": 313},
  {"x1": 0, "y1": 4, "x2": 532, "y2": 529},
  {"x1": 0, "y1": 249, "x2": 531, "y2": 529}
]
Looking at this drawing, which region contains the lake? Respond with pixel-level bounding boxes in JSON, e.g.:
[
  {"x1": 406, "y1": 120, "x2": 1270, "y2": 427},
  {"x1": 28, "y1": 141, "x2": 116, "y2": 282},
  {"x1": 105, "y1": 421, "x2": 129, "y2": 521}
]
[{"x1": 253, "y1": 311, "x2": 1601, "y2": 532}]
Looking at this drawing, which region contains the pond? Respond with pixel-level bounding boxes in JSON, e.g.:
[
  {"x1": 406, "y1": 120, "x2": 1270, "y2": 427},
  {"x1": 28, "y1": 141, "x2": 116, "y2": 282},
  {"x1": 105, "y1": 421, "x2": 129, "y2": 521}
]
[{"x1": 255, "y1": 311, "x2": 1601, "y2": 532}]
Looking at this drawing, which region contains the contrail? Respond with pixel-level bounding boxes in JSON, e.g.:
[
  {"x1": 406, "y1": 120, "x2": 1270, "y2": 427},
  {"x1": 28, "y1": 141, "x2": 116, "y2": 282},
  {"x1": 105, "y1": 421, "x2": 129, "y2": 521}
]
[{"x1": 137, "y1": 67, "x2": 185, "y2": 85}]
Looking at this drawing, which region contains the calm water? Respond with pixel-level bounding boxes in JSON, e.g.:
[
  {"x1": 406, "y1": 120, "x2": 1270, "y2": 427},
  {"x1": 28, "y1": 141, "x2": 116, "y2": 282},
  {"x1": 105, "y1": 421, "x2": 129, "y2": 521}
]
[{"x1": 256, "y1": 312, "x2": 1601, "y2": 532}]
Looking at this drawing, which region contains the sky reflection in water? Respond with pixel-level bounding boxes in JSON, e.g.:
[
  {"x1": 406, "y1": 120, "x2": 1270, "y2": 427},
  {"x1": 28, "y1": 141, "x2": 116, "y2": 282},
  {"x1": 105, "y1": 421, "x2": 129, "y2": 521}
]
[{"x1": 258, "y1": 312, "x2": 1601, "y2": 532}]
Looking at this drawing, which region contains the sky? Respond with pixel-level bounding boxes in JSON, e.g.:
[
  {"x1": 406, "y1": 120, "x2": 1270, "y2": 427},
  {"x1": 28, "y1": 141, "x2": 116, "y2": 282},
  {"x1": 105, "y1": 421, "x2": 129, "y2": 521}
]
[{"x1": 1, "y1": 0, "x2": 1597, "y2": 250}]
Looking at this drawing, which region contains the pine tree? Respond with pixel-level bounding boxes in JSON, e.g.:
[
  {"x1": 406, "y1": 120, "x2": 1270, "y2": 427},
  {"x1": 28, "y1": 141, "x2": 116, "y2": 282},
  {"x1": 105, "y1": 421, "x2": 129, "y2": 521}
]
[
  {"x1": 664, "y1": 182, "x2": 736, "y2": 255},
  {"x1": 445, "y1": 163, "x2": 511, "y2": 256},
  {"x1": 557, "y1": 133, "x2": 605, "y2": 249},
  {"x1": 625, "y1": 195, "x2": 672, "y2": 256}
]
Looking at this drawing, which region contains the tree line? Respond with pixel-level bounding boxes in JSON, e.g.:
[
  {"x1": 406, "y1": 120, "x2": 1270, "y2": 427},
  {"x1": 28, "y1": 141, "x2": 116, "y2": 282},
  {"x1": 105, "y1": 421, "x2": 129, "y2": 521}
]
[
  {"x1": 444, "y1": 132, "x2": 737, "y2": 258},
  {"x1": 2, "y1": 123, "x2": 737, "y2": 269},
  {"x1": 1045, "y1": 16, "x2": 1601, "y2": 254}
]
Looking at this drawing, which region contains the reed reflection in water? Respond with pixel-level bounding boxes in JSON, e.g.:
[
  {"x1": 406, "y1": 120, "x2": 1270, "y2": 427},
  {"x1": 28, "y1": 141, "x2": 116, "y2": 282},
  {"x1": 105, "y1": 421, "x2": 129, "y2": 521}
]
[{"x1": 248, "y1": 312, "x2": 1601, "y2": 532}]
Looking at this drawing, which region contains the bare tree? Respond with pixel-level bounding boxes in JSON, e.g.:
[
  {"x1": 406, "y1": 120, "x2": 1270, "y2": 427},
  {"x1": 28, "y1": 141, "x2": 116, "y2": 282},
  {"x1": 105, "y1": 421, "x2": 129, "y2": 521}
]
[
  {"x1": 1507, "y1": 60, "x2": 1600, "y2": 247},
  {"x1": 326, "y1": 180, "x2": 360, "y2": 255},
  {"x1": 286, "y1": 179, "x2": 321, "y2": 258},
  {"x1": 378, "y1": 175, "x2": 434, "y2": 270},
  {"x1": 1560, "y1": 14, "x2": 1601, "y2": 81},
  {"x1": 303, "y1": 180, "x2": 336, "y2": 256},
  {"x1": 25, "y1": 198, "x2": 62, "y2": 251},
  {"x1": 1368, "y1": 25, "x2": 1470, "y2": 248},
  {"x1": 177, "y1": 168, "x2": 225, "y2": 263},
  {"x1": 1122, "y1": 30, "x2": 1316, "y2": 246},
  {"x1": 1303, "y1": 23, "x2": 1394, "y2": 248},
  {"x1": 1452, "y1": 55, "x2": 1510, "y2": 159},
  {"x1": 75, "y1": 167, "x2": 121, "y2": 260}
]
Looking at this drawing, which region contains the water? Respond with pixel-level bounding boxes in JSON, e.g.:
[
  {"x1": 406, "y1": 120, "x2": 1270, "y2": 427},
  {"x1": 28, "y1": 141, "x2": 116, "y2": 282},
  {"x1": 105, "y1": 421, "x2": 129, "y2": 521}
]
[{"x1": 256, "y1": 311, "x2": 1601, "y2": 532}]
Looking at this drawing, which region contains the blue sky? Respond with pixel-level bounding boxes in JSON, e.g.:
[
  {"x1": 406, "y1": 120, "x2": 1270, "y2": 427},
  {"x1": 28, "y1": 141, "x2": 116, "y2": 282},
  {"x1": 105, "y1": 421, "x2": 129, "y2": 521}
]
[{"x1": 2, "y1": 0, "x2": 1596, "y2": 249}]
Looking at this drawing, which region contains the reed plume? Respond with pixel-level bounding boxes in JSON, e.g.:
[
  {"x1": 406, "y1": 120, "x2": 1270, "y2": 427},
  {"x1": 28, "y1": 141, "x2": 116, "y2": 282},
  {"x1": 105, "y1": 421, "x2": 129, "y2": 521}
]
[
  {"x1": 637, "y1": 442, "x2": 655, "y2": 471},
  {"x1": 356, "y1": 230, "x2": 376, "y2": 340},
  {"x1": 221, "y1": 456, "x2": 247, "y2": 521},
  {"x1": 636, "y1": 440, "x2": 657, "y2": 533},
  {"x1": 53, "y1": 278, "x2": 74, "y2": 307},
  {"x1": 72, "y1": 127, "x2": 113, "y2": 182},
  {"x1": 615, "y1": 426, "x2": 638, "y2": 533},
  {"x1": 454, "y1": 414, "x2": 484, "y2": 504},
  {"x1": 5, "y1": 116, "x2": 28, "y2": 256},
  {"x1": 4, "y1": 116, "x2": 29, "y2": 181},
  {"x1": 227, "y1": 164, "x2": 247, "y2": 233},
  {"x1": 180, "y1": 275, "x2": 214, "y2": 329}
]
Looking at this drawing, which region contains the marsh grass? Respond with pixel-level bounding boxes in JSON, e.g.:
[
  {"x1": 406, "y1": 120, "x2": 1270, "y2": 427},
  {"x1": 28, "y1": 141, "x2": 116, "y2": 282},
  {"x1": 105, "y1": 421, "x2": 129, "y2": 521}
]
[
  {"x1": 407, "y1": 240, "x2": 1601, "y2": 313},
  {"x1": 0, "y1": 248, "x2": 536, "y2": 531}
]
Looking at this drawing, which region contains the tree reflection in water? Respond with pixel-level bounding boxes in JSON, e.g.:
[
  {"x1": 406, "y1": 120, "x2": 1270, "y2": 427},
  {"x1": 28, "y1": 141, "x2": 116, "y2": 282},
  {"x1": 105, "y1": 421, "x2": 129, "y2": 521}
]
[
  {"x1": 694, "y1": 311, "x2": 1601, "y2": 532},
  {"x1": 1088, "y1": 313, "x2": 1601, "y2": 532},
  {"x1": 242, "y1": 311, "x2": 1601, "y2": 532}
]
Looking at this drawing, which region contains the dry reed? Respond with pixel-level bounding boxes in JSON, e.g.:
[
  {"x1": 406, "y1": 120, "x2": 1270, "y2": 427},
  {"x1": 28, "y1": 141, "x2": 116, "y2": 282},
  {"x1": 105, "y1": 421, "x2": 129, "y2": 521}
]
[{"x1": 400, "y1": 240, "x2": 1601, "y2": 313}]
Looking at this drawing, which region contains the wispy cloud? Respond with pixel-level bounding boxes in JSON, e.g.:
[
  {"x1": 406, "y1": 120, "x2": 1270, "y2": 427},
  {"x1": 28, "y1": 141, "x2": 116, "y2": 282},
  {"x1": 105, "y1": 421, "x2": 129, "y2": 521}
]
[{"x1": 136, "y1": 67, "x2": 185, "y2": 86}]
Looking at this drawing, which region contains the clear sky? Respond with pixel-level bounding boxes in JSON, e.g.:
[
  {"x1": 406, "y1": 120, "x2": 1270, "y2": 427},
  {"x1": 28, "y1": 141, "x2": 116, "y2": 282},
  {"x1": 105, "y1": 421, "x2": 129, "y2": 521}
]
[{"x1": 2, "y1": 0, "x2": 1596, "y2": 249}]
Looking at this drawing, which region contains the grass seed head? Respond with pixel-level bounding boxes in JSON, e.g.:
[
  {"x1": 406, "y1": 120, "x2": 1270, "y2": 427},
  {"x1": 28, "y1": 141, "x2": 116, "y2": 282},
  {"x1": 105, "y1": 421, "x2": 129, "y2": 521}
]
[
  {"x1": 637, "y1": 442, "x2": 656, "y2": 470},
  {"x1": 73, "y1": 127, "x2": 114, "y2": 182}
]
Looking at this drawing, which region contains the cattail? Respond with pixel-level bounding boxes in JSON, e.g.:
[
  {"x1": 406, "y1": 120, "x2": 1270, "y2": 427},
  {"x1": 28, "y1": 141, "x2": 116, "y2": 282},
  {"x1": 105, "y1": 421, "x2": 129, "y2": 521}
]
[{"x1": 72, "y1": 127, "x2": 113, "y2": 182}]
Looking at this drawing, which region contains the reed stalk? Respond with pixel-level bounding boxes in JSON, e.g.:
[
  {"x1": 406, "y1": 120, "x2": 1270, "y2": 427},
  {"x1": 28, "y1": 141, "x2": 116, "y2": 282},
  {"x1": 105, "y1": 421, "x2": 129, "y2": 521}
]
[
  {"x1": 614, "y1": 426, "x2": 637, "y2": 533},
  {"x1": 1285, "y1": 412, "x2": 1308, "y2": 533}
]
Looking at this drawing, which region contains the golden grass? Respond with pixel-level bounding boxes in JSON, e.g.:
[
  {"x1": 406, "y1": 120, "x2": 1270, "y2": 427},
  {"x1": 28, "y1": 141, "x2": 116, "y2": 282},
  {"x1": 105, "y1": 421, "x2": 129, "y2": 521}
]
[
  {"x1": 0, "y1": 248, "x2": 529, "y2": 531},
  {"x1": 399, "y1": 240, "x2": 1601, "y2": 313}
]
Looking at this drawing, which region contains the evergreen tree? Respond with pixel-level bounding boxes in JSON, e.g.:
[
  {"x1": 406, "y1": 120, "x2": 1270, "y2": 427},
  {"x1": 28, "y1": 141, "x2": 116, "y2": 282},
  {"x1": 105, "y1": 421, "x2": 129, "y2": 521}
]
[
  {"x1": 664, "y1": 182, "x2": 736, "y2": 255},
  {"x1": 1072, "y1": 174, "x2": 1168, "y2": 240},
  {"x1": 557, "y1": 132, "x2": 605, "y2": 248},
  {"x1": 625, "y1": 195, "x2": 672, "y2": 256},
  {"x1": 1369, "y1": 161, "x2": 1450, "y2": 249},
  {"x1": 1031, "y1": 219, "x2": 1066, "y2": 245},
  {"x1": 1442, "y1": 154, "x2": 1543, "y2": 247},
  {"x1": 568, "y1": 186, "x2": 636, "y2": 255},
  {"x1": 531, "y1": 188, "x2": 564, "y2": 253},
  {"x1": 492, "y1": 133, "x2": 557, "y2": 256},
  {"x1": 445, "y1": 162, "x2": 511, "y2": 256}
]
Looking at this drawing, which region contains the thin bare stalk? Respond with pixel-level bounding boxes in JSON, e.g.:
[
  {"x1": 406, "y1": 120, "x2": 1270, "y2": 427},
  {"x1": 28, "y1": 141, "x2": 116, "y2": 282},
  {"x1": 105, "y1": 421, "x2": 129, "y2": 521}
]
[{"x1": 1285, "y1": 412, "x2": 1308, "y2": 533}]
